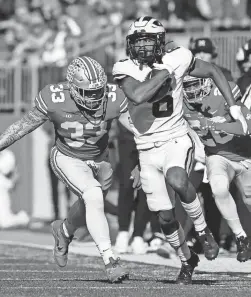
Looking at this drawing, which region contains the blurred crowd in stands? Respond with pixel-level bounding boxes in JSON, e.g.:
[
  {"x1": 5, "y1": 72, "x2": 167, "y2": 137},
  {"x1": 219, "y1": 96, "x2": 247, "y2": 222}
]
[
  {"x1": 0, "y1": 0, "x2": 251, "y2": 67},
  {"x1": 1, "y1": 0, "x2": 251, "y2": 258}
]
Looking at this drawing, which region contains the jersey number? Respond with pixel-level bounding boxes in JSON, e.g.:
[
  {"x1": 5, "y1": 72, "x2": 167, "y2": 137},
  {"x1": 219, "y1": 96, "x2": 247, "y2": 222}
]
[
  {"x1": 152, "y1": 95, "x2": 173, "y2": 118},
  {"x1": 61, "y1": 121, "x2": 107, "y2": 148},
  {"x1": 107, "y1": 84, "x2": 117, "y2": 102},
  {"x1": 50, "y1": 84, "x2": 65, "y2": 103}
]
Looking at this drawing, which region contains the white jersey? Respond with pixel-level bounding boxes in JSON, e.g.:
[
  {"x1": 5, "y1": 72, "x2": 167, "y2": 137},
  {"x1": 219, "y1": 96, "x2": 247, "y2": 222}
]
[{"x1": 112, "y1": 47, "x2": 195, "y2": 149}]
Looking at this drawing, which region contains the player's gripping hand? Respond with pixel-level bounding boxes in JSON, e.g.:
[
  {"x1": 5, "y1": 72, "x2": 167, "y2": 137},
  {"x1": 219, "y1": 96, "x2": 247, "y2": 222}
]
[
  {"x1": 130, "y1": 165, "x2": 141, "y2": 190},
  {"x1": 229, "y1": 105, "x2": 248, "y2": 135}
]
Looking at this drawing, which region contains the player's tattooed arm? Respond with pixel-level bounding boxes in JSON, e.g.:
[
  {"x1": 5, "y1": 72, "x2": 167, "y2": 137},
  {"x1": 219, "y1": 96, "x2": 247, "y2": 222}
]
[{"x1": 0, "y1": 107, "x2": 48, "y2": 151}]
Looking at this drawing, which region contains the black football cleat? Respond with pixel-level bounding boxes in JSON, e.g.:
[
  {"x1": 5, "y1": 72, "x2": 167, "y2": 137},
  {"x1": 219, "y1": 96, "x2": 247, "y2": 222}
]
[
  {"x1": 51, "y1": 220, "x2": 73, "y2": 267},
  {"x1": 105, "y1": 257, "x2": 129, "y2": 283},
  {"x1": 236, "y1": 236, "x2": 251, "y2": 262},
  {"x1": 176, "y1": 249, "x2": 200, "y2": 285},
  {"x1": 197, "y1": 227, "x2": 219, "y2": 260}
]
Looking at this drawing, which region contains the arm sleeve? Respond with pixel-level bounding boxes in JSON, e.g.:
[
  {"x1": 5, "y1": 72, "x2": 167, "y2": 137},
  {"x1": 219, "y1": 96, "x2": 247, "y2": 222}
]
[{"x1": 112, "y1": 60, "x2": 128, "y2": 81}]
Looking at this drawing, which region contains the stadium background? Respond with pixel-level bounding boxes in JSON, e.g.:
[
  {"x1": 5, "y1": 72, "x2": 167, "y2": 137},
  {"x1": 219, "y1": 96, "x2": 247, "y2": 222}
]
[{"x1": 0, "y1": 0, "x2": 250, "y2": 221}]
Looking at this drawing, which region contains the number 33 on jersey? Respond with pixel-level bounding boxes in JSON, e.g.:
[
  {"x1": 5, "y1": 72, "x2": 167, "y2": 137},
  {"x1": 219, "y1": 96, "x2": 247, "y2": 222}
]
[{"x1": 35, "y1": 82, "x2": 127, "y2": 160}]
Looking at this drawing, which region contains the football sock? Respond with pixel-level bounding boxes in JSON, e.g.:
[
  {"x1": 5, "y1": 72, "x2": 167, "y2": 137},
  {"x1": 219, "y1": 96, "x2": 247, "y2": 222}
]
[
  {"x1": 99, "y1": 246, "x2": 115, "y2": 265},
  {"x1": 83, "y1": 187, "x2": 113, "y2": 265},
  {"x1": 64, "y1": 199, "x2": 86, "y2": 237},
  {"x1": 213, "y1": 191, "x2": 246, "y2": 237},
  {"x1": 165, "y1": 223, "x2": 191, "y2": 262},
  {"x1": 181, "y1": 196, "x2": 207, "y2": 232}
]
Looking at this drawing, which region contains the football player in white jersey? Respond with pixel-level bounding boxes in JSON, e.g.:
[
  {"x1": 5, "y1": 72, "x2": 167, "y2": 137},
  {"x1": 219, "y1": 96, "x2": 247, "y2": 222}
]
[{"x1": 112, "y1": 16, "x2": 248, "y2": 284}]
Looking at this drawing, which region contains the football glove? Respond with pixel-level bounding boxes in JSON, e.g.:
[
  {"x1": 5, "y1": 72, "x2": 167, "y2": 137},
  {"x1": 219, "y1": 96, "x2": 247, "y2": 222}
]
[
  {"x1": 130, "y1": 165, "x2": 141, "y2": 189},
  {"x1": 229, "y1": 105, "x2": 248, "y2": 135}
]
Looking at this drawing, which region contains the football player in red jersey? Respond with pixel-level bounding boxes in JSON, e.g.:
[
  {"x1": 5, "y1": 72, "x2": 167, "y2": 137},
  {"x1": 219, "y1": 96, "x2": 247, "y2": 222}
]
[
  {"x1": 183, "y1": 76, "x2": 251, "y2": 262},
  {"x1": 0, "y1": 56, "x2": 130, "y2": 283},
  {"x1": 111, "y1": 16, "x2": 249, "y2": 284}
]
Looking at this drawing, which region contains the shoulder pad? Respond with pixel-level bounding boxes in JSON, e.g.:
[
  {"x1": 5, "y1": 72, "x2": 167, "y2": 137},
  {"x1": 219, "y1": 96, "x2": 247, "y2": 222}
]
[
  {"x1": 162, "y1": 47, "x2": 194, "y2": 77},
  {"x1": 112, "y1": 59, "x2": 151, "y2": 82},
  {"x1": 119, "y1": 58, "x2": 129, "y2": 62},
  {"x1": 112, "y1": 59, "x2": 132, "y2": 81},
  {"x1": 35, "y1": 82, "x2": 68, "y2": 115},
  {"x1": 166, "y1": 46, "x2": 180, "y2": 53}
]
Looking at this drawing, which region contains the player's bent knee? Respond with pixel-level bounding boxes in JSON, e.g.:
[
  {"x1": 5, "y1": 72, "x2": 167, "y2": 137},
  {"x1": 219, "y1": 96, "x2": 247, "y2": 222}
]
[
  {"x1": 157, "y1": 209, "x2": 179, "y2": 235},
  {"x1": 210, "y1": 176, "x2": 230, "y2": 199},
  {"x1": 165, "y1": 167, "x2": 189, "y2": 191},
  {"x1": 81, "y1": 186, "x2": 104, "y2": 209}
]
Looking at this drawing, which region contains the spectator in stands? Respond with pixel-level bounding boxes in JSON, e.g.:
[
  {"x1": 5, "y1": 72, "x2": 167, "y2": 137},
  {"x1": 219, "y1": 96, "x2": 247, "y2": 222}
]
[
  {"x1": 0, "y1": 149, "x2": 30, "y2": 228},
  {"x1": 189, "y1": 37, "x2": 233, "y2": 81},
  {"x1": 0, "y1": 0, "x2": 15, "y2": 20},
  {"x1": 8, "y1": 10, "x2": 53, "y2": 66},
  {"x1": 236, "y1": 39, "x2": 251, "y2": 94},
  {"x1": 0, "y1": 6, "x2": 30, "y2": 60},
  {"x1": 209, "y1": 0, "x2": 250, "y2": 30}
]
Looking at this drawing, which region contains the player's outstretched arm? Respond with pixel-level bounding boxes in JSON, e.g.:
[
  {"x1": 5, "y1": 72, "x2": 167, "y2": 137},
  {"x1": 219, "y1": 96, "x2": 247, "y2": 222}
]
[
  {"x1": 189, "y1": 59, "x2": 248, "y2": 134},
  {"x1": 118, "y1": 70, "x2": 171, "y2": 105},
  {"x1": 0, "y1": 106, "x2": 48, "y2": 151},
  {"x1": 213, "y1": 105, "x2": 251, "y2": 136},
  {"x1": 189, "y1": 59, "x2": 235, "y2": 106}
]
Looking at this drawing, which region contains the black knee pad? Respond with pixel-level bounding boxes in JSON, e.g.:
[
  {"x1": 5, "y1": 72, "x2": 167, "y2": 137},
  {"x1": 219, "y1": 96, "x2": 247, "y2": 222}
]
[{"x1": 157, "y1": 209, "x2": 179, "y2": 235}]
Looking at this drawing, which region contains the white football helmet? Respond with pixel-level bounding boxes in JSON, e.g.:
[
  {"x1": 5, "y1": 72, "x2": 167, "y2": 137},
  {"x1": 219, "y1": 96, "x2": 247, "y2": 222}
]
[
  {"x1": 66, "y1": 56, "x2": 108, "y2": 114},
  {"x1": 183, "y1": 76, "x2": 213, "y2": 104},
  {"x1": 126, "y1": 16, "x2": 165, "y2": 65}
]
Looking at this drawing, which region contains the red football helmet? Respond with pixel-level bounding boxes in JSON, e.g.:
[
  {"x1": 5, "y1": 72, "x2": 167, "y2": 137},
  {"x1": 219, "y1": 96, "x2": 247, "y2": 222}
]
[
  {"x1": 183, "y1": 76, "x2": 213, "y2": 104},
  {"x1": 66, "y1": 56, "x2": 108, "y2": 113}
]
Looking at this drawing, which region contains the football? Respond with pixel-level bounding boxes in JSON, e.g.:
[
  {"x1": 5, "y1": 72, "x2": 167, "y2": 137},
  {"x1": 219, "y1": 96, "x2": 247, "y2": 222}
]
[{"x1": 146, "y1": 69, "x2": 173, "y2": 103}]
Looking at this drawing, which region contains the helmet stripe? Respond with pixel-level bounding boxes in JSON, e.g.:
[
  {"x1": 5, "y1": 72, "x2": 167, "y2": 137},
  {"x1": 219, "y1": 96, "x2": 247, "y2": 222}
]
[
  {"x1": 85, "y1": 56, "x2": 98, "y2": 81},
  {"x1": 78, "y1": 57, "x2": 92, "y2": 80},
  {"x1": 139, "y1": 16, "x2": 144, "y2": 23},
  {"x1": 79, "y1": 56, "x2": 98, "y2": 82}
]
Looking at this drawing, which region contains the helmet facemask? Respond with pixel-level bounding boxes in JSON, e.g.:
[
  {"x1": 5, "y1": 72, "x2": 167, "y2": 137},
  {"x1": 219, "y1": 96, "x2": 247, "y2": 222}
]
[
  {"x1": 183, "y1": 76, "x2": 212, "y2": 104},
  {"x1": 127, "y1": 32, "x2": 165, "y2": 66},
  {"x1": 66, "y1": 57, "x2": 108, "y2": 119}
]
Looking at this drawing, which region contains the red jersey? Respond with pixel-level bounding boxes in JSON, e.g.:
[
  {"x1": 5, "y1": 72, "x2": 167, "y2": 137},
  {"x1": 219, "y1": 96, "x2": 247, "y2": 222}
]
[
  {"x1": 35, "y1": 82, "x2": 127, "y2": 161},
  {"x1": 183, "y1": 81, "x2": 251, "y2": 162}
]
